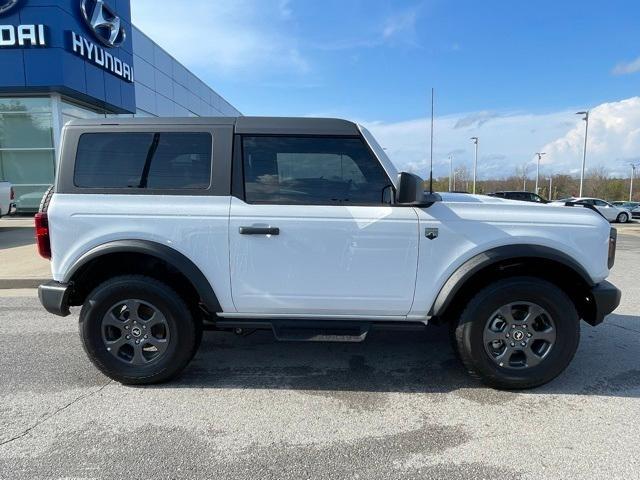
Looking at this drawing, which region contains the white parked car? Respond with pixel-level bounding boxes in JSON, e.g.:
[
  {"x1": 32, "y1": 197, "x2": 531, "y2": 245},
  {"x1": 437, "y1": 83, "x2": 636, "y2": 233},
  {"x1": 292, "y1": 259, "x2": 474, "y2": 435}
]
[
  {"x1": 0, "y1": 181, "x2": 16, "y2": 218},
  {"x1": 36, "y1": 117, "x2": 621, "y2": 390},
  {"x1": 554, "y1": 197, "x2": 632, "y2": 223}
]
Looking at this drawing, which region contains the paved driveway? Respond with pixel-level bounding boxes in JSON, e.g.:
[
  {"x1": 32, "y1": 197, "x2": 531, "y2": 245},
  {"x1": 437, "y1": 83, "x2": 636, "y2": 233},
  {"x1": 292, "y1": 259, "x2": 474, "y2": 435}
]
[{"x1": 0, "y1": 234, "x2": 638, "y2": 479}]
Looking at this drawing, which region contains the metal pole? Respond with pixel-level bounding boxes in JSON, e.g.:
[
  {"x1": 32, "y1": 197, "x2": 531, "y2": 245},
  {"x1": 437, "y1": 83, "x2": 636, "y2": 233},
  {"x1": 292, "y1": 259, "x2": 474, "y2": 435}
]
[
  {"x1": 471, "y1": 137, "x2": 478, "y2": 194},
  {"x1": 448, "y1": 155, "x2": 453, "y2": 192},
  {"x1": 534, "y1": 153, "x2": 545, "y2": 194},
  {"x1": 523, "y1": 165, "x2": 527, "y2": 191},
  {"x1": 549, "y1": 176, "x2": 553, "y2": 200},
  {"x1": 577, "y1": 111, "x2": 589, "y2": 197},
  {"x1": 631, "y1": 164, "x2": 636, "y2": 202}
]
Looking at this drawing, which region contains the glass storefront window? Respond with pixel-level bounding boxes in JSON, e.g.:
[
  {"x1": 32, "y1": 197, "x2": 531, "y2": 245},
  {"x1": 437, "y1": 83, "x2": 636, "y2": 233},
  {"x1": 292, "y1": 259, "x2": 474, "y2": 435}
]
[
  {"x1": 0, "y1": 97, "x2": 55, "y2": 212},
  {"x1": 0, "y1": 112, "x2": 53, "y2": 149},
  {"x1": 0, "y1": 97, "x2": 52, "y2": 114}
]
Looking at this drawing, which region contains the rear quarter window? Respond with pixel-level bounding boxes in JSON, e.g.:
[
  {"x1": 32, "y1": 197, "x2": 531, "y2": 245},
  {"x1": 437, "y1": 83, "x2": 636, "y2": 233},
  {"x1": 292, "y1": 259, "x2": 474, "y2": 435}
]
[{"x1": 74, "y1": 132, "x2": 212, "y2": 190}]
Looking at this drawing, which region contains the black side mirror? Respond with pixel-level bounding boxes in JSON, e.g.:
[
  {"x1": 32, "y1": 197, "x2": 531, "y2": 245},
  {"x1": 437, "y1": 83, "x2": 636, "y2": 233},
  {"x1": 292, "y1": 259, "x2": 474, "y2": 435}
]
[{"x1": 397, "y1": 172, "x2": 441, "y2": 207}]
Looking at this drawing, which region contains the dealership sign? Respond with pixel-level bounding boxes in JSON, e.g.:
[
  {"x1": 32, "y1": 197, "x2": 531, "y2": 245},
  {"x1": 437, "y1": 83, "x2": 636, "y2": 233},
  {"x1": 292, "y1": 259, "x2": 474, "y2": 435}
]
[
  {"x1": 0, "y1": 24, "x2": 46, "y2": 47},
  {"x1": 0, "y1": 0, "x2": 133, "y2": 82},
  {"x1": 71, "y1": 0, "x2": 133, "y2": 82},
  {"x1": 70, "y1": 32, "x2": 133, "y2": 82},
  {"x1": 0, "y1": 1, "x2": 47, "y2": 47}
]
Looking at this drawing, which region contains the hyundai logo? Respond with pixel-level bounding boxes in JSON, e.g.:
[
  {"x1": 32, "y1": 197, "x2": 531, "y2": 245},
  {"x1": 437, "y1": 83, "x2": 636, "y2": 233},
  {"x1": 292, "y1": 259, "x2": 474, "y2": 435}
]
[
  {"x1": 80, "y1": 0, "x2": 126, "y2": 48},
  {"x1": 0, "y1": 0, "x2": 19, "y2": 15}
]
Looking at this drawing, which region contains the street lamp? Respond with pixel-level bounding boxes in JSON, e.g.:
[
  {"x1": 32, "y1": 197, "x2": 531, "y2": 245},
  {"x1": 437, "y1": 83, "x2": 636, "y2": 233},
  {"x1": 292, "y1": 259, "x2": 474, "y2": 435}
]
[
  {"x1": 448, "y1": 155, "x2": 453, "y2": 192},
  {"x1": 470, "y1": 137, "x2": 478, "y2": 194},
  {"x1": 576, "y1": 111, "x2": 590, "y2": 196},
  {"x1": 523, "y1": 164, "x2": 529, "y2": 191},
  {"x1": 535, "y1": 152, "x2": 546, "y2": 194},
  {"x1": 631, "y1": 163, "x2": 638, "y2": 202}
]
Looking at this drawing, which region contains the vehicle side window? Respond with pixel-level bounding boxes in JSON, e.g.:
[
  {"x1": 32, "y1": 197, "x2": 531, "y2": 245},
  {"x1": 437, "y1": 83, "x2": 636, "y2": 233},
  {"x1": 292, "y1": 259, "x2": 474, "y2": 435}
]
[
  {"x1": 242, "y1": 136, "x2": 393, "y2": 205},
  {"x1": 593, "y1": 200, "x2": 607, "y2": 207},
  {"x1": 74, "y1": 132, "x2": 212, "y2": 190},
  {"x1": 577, "y1": 199, "x2": 594, "y2": 205}
]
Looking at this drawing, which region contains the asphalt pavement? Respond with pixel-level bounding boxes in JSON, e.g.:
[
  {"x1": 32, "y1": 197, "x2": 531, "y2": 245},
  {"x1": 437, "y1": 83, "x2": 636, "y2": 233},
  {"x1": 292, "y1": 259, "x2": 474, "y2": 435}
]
[{"x1": 0, "y1": 234, "x2": 639, "y2": 479}]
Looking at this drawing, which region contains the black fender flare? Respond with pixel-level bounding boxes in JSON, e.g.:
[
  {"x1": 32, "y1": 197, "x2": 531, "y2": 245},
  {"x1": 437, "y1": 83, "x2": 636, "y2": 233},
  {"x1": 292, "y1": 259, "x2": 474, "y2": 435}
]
[
  {"x1": 64, "y1": 239, "x2": 221, "y2": 313},
  {"x1": 429, "y1": 244, "x2": 594, "y2": 317}
]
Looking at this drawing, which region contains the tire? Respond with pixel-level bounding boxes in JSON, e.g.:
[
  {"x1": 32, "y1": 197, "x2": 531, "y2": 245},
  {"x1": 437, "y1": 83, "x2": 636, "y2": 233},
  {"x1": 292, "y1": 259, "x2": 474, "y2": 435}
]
[
  {"x1": 617, "y1": 212, "x2": 629, "y2": 224},
  {"x1": 39, "y1": 185, "x2": 54, "y2": 213},
  {"x1": 79, "y1": 275, "x2": 201, "y2": 385},
  {"x1": 452, "y1": 277, "x2": 580, "y2": 390}
]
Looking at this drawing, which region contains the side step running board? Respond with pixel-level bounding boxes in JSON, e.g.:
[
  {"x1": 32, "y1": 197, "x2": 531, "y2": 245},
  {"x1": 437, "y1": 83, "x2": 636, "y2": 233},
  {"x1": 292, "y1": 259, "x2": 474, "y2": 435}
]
[{"x1": 272, "y1": 321, "x2": 370, "y2": 343}]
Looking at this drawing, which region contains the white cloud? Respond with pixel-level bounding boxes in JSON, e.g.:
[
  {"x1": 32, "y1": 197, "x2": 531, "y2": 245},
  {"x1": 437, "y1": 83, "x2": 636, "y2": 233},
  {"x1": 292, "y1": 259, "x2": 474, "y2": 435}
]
[
  {"x1": 612, "y1": 56, "x2": 640, "y2": 75},
  {"x1": 361, "y1": 97, "x2": 640, "y2": 179},
  {"x1": 542, "y1": 97, "x2": 640, "y2": 174},
  {"x1": 131, "y1": 0, "x2": 308, "y2": 76},
  {"x1": 382, "y1": 9, "x2": 419, "y2": 40}
]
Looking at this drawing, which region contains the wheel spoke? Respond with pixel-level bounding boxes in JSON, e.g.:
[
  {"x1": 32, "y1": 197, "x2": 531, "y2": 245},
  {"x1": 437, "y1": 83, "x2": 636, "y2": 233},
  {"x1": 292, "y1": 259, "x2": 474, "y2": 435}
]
[
  {"x1": 523, "y1": 304, "x2": 545, "y2": 324},
  {"x1": 104, "y1": 335, "x2": 129, "y2": 351},
  {"x1": 532, "y1": 328, "x2": 556, "y2": 343},
  {"x1": 130, "y1": 344, "x2": 147, "y2": 365},
  {"x1": 484, "y1": 328, "x2": 506, "y2": 344},
  {"x1": 146, "y1": 337, "x2": 169, "y2": 355},
  {"x1": 125, "y1": 300, "x2": 143, "y2": 321},
  {"x1": 523, "y1": 349, "x2": 544, "y2": 368},
  {"x1": 497, "y1": 304, "x2": 515, "y2": 324},
  {"x1": 103, "y1": 312, "x2": 125, "y2": 329},
  {"x1": 145, "y1": 310, "x2": 168, "y2": 329}
]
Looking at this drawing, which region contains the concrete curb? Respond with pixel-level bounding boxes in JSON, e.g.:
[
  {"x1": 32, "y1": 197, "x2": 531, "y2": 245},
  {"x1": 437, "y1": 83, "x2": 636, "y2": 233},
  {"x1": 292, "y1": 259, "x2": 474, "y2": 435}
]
[{"x1": 0, "y1": 279, "x2": 49, "y2": 290}]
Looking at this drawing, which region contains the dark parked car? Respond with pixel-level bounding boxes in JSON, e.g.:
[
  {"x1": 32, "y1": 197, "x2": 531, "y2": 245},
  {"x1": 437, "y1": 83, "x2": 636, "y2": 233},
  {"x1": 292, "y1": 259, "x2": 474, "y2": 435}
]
[{"x1": 487, "y1": 191, "x2": 549, "y2": 203}]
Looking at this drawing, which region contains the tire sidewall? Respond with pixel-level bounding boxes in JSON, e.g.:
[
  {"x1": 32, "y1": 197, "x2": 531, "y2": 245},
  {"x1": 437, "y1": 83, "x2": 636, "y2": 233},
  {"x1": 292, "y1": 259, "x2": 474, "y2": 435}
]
[
  {"x1": 80, "y1": 277, "x2": 195, "y2": 383},
  {"x1": 458, "y1": 278, "x2": 580, "y2": 388},
  {"x1": 618, "y1": 213, "x2": 628, "y2": 223}
]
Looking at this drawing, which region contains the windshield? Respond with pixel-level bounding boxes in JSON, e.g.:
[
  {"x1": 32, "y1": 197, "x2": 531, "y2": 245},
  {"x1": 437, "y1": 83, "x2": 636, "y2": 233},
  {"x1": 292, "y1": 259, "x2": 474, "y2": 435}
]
[{"x1": 358, "y1": 125, "x2": 400, "y2": 189}]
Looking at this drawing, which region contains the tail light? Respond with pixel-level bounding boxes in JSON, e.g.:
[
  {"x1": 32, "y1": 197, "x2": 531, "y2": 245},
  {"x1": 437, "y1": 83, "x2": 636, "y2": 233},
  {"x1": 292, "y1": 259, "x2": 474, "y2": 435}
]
[
  {"x1": 10, "y1": 186, "x2": 14, "y2": 201},
  {"x1": 608, "y1": 228, "x2": 617, "y2": 269},
  {"x1": 35, "y1": 212, "x2": 51, "y2": 260}
]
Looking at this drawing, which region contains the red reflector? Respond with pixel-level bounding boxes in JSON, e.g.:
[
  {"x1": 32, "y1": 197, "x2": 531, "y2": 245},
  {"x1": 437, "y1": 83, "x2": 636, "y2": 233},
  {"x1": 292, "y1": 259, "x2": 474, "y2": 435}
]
[{"x1": 34, "y1": 212, "x2": 51, "y2": 260}]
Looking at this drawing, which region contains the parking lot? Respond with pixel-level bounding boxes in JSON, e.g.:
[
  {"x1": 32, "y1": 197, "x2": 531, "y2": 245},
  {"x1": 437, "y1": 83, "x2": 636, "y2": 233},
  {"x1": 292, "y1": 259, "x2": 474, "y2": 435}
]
[{"x1": 0, "y1": 223, "x2": 639, "y2": 479}]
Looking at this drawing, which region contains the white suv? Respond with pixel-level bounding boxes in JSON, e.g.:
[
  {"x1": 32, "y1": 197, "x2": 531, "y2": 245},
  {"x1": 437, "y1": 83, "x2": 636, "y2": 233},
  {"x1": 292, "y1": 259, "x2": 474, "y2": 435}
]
[
  {"x1": 555, "y1": 197, "x2": 632, "y2": 223},
  {"x1": 37, "y1": 117, "x2": 621, "y2": 389}
]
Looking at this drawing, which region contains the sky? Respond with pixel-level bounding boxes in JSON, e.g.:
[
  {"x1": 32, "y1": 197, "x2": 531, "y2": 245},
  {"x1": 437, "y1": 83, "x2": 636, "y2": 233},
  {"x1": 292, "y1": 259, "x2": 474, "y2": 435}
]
[{"x1": 131, "y1": 0, "x2": 640, "y2": 179}]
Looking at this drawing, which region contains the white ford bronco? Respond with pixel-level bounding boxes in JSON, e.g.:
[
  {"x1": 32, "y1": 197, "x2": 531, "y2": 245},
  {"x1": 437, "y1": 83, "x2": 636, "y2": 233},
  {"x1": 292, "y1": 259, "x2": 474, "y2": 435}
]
[{"x1": 37, "y1": 117, "x2": 621, "y2": 389}]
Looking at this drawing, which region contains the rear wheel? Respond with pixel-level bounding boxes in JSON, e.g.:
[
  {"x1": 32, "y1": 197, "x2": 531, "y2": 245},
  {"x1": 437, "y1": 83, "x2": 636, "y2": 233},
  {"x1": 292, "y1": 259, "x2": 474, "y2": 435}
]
[
  {"x1": 452, "y1": 277, "x2": 580, "y2": 389},
  {"x1": 79, "y1": 275, "x2": 200, "y2": 385},
  {"x1": 617, "y1": 212, "x2": 629, "y2": 223}
]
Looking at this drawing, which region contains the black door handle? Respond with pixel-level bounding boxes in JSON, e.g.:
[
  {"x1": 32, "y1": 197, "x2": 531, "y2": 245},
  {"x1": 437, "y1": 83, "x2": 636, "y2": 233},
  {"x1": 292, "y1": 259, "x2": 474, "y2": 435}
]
[{"x1": 239, "y1": 226, "x2": 280, "y2": 235}]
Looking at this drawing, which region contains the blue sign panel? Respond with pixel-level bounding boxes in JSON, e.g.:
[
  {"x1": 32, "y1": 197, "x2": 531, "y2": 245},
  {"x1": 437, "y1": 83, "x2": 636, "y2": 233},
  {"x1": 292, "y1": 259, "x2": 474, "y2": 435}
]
[{"x1": 0, "y1": 0, "x2": 135, "y2": 113}]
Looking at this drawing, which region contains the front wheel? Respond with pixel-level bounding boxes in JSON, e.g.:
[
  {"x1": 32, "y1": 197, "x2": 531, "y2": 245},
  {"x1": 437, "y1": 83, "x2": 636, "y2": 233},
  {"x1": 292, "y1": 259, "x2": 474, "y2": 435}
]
[
  {"x1": 79, "y1": 275, "x2": 200, "y2": 385},
  {"x1": 452, "y1": 277, "x2": 580, "y2": 390},
  {"x1": 617, "y1": 212, "x2": 629, "y2": 223}
]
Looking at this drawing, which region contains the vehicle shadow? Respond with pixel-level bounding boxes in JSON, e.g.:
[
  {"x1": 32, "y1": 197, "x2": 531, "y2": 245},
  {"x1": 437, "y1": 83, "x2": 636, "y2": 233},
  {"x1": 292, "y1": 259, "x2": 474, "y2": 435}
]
[
  {"x1": 0, "y1": 226, "x2": 36, "y2": 249},
  {"x1": 168, "y1": 313, "x2": 640, "y2": 398}
]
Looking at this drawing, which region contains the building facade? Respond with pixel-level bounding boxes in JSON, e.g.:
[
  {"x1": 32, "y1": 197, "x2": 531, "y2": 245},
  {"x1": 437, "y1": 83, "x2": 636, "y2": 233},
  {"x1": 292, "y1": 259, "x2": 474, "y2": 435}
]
[{"x1": 0, "y1": 0, "x2": 240, "y2": 212}]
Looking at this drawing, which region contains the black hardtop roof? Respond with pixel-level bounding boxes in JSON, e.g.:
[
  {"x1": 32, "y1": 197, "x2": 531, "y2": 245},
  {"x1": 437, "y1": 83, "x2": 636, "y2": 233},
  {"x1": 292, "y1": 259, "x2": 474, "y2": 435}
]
[{"x1": 65, "y1": 116, "x2": 361, "y2": 136}]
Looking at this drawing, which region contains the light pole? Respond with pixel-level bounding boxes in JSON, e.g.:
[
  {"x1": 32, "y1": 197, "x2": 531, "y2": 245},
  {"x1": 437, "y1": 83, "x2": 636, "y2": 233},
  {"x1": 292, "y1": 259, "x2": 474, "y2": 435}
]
[
  {"x1": 535, "y1": 152, "x2": 546, "y2": 194},
  {"x1": 523, "y1": 164, "x2": 528, "y2": 191},
  {"x1": 631, "y1": 163, "x2": 638, "y2": 202},
  {"x1": 548, "y1": 176, "x2": 553, "y2": 200},
  {"x1": 448, "y1": 155, "x2": 453, "y2": 192},
  {"x1": 576, "y1": 111, "x2": 589, "y2": 196},
  {"x1": 471, "y1": 137, "x2": 478, "y2": 194}
]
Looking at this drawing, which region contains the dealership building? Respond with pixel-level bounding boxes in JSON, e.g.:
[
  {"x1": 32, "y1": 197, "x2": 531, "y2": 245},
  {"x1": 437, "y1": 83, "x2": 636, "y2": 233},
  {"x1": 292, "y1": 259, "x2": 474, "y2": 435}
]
[{"x1": 0, "y1": 0, "x2": 240, "y2": 212}]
